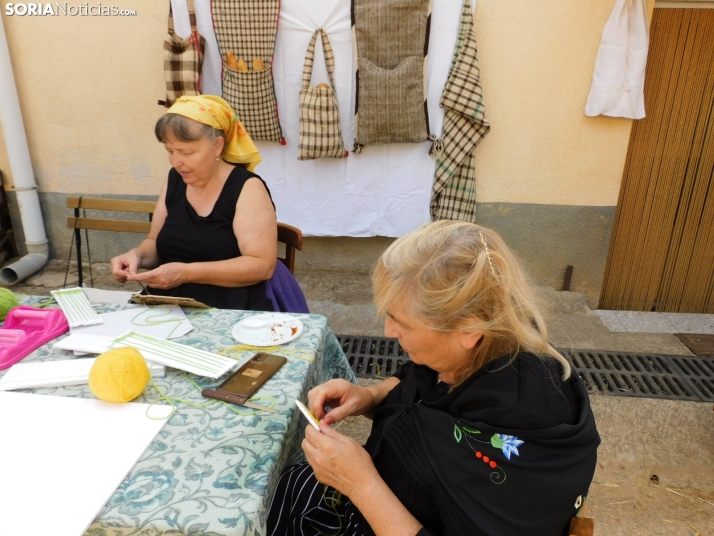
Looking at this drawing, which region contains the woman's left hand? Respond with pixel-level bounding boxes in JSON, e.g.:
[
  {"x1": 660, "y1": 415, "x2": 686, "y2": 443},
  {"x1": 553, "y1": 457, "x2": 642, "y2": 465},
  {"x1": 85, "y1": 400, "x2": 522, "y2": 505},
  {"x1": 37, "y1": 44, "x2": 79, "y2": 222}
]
[
  {"x1": 302, "y1": 423, "x2": 379, "y2": 498},
  {"x1": 127, "y1": 263, "x2": 186, "y2": 290}
]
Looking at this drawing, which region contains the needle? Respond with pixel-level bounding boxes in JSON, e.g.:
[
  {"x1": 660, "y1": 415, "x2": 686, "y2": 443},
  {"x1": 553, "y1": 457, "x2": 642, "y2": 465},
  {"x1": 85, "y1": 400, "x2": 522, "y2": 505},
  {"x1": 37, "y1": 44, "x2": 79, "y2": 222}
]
[{"x1": 137, "y1": 281, "x2": 152, "y2": 295}]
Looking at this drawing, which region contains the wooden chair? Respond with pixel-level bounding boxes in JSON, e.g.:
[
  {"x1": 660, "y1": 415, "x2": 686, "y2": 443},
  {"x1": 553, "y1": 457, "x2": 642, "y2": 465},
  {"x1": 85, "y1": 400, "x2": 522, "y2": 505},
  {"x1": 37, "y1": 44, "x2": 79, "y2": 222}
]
[
  {"x1": 276, "y1": 222, "x2": 302, "y2": 274},
  {"x1": 570, "y1": 518, "x2": 594, "y2": 535},
  {"x1": 66, "y1": 196, "x2": 303, "y2": 286},
  {"x1": 570, "y1": 505, "x2": 595, "y2": 536}
]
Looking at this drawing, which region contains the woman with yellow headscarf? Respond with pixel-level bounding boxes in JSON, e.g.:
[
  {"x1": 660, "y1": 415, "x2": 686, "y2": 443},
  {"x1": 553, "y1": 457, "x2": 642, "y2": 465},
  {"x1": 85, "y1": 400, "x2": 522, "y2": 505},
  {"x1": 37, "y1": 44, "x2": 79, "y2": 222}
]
[{"x1": 110, "y1": 96, "x2": 281, "y2": 311}]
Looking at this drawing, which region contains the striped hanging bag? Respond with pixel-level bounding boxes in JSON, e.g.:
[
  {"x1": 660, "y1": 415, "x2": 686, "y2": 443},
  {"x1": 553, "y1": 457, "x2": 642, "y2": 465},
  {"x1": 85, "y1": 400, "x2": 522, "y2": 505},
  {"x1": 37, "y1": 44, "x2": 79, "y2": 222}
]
[
  {"x1": 298, "y1": 30, "x2": 347, "y2": 160},
  {"x1": 212, "y1": 0, "x2": 284, "y2": 143}
]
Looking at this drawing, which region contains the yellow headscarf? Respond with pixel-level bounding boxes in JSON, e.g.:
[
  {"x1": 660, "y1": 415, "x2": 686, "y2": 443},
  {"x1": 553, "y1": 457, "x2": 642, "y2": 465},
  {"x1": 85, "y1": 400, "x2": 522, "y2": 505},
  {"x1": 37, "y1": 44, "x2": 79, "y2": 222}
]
[{"x1": 167, "y1": 95, "x2": 262, "y2": 172}]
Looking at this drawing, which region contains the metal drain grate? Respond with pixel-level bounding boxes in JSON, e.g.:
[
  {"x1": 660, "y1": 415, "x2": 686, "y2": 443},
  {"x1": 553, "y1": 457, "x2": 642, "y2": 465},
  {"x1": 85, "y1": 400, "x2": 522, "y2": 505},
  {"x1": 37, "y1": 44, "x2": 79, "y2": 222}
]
[
  {"x1": 336, "y1": 335, "x2": 714, "y2": 402},
  {"x1": 562, "y1": 350, "x2": 702, "y2": 401},
  {"x1": 666, "y1": 355, "x2": 714, "y2": 401},
  {"x1": 335, "y1": 335, "x2": 408, "y2": 379}
]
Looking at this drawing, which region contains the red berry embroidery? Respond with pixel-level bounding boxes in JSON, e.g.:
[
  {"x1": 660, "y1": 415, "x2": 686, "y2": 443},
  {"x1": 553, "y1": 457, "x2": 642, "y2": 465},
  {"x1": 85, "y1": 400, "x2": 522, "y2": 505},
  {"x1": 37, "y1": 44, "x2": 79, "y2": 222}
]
[
  {"x1": 483, "y1": 456, "x2": 490, "y2": 463},
  {"x1": 490, "y1": 461, "x2": 497, "y2": 468},
  {"x1": 476, "y1": 451, "x2": 483, "y2": 458}
]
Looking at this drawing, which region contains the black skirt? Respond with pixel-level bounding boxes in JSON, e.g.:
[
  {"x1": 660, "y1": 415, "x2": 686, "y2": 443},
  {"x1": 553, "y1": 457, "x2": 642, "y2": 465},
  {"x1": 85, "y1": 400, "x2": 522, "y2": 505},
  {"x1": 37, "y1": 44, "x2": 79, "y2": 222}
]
[{"x1": 267, "y1": 463, "x2": 373, "y2": 536}]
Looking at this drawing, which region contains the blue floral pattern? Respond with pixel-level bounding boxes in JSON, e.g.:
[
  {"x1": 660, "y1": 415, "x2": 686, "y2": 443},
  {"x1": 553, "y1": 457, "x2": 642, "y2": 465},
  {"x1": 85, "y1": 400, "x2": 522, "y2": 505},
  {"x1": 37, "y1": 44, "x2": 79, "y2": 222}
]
[
  {"x1": 496, "y1": 434, "x2": 524, "y2": 460},
  {"x1": 1, "y1": 298, "x2": 357, "y2": 535}
]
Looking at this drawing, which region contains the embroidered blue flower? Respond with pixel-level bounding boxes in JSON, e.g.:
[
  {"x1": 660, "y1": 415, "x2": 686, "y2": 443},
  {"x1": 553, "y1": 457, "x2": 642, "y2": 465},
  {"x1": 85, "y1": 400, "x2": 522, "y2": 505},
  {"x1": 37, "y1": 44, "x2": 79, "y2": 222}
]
[
  {"x1": 265, "y1": 421, "x2": 285, "y2": 432},
  {"x1": 213, "y1": 474, "x2": 240, "y2": 490},
  {"x1": 491, "y1": 434, "x2": 524, "y2": 460},
  {"x1": 184, "y1": 458, "x2": 214, "y2": 481},
  {"x1": 110, "y1": 466, "x2": 177, "y2": 515},
  {"x1": 241, "y1": 415, "x2": 261, "y2": 428},
  {"x1": 245, "y1": 471, "x2": 269, "y2": 493}
]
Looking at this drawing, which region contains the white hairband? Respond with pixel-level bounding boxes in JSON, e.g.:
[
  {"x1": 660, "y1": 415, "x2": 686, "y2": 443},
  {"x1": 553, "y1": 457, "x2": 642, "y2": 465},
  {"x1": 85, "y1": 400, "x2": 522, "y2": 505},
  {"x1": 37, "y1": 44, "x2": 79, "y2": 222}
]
[{"x1": 478, "y1": 230, "x2": 496, "y2": 276}]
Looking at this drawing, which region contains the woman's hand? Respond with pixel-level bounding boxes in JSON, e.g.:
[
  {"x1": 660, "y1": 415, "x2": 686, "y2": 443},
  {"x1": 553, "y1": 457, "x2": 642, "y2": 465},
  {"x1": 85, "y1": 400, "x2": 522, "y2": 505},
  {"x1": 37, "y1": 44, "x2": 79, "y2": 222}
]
[
  {"x1": 127, "y1": 262, "x2": 186, "y2": 290},
  {"x1": 303, "y1": 423, "x2": 424, "y2": 536},
  {"x1": 110, "y1": 250, "x2": 142, "y2": 283},
  {"x1": 302, "y1": 424, "x2": 379, "y2": 498},
  {"x1": 308, "y1": 379, "x2": 377, "y2": 425}
]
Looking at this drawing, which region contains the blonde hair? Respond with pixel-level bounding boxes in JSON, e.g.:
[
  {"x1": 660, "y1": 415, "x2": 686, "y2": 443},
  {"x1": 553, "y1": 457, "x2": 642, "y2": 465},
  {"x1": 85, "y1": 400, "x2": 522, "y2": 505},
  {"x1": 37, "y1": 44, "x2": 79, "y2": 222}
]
[{"x1": 372, "y1": 220, "x2": 571, "y2": 386}]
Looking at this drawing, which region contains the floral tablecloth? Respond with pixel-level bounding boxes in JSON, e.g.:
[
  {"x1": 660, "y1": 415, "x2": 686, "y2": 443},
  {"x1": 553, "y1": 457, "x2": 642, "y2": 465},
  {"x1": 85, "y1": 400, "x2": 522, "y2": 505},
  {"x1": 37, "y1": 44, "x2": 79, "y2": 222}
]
[{"x1": 0, "y1": 298, "x2": 357, "y2": 536}]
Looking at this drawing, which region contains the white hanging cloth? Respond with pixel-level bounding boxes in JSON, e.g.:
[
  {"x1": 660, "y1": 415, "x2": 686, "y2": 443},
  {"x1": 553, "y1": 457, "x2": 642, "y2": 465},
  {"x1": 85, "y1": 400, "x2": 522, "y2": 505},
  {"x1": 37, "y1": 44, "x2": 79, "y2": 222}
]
[
  {"x1": 169, "y1": 0, "x2": 475, "y2": 238},
  {"x1": 585, "y1": 0, "x2": 649, "y2": 120}
]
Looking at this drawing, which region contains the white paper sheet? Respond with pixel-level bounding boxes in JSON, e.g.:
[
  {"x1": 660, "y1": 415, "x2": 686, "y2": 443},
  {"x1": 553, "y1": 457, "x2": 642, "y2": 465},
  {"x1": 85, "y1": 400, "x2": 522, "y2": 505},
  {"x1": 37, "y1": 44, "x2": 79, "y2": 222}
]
[
  {"x1": 171, "y1": 0, "x2": 476, "y2": 237},
  {"x1": 53, "y1": 333, "x2": 115, "y2": 354},
  {"x1": 82, "y1": 287, "x2": 134, "y2": 305},
  {"x1": 0, "y1": 358, "x2": 166, "y2": 391},
  {"x1": 70, "y1": 305, "x2": 193, "y2": 340},
  {"x1": 0, "y1": 392, "x2": 173, "y2": 536}
]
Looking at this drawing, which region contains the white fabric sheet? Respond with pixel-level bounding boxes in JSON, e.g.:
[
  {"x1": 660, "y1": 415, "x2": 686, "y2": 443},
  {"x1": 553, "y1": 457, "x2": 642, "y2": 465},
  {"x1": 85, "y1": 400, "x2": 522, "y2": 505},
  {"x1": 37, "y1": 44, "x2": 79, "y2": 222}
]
[
  {"x1": 170, "y1": 0, "x2": 476, "y2": 237},
  {"x1": 585, "y1": 0, "x2": 649, "y2": 119}
]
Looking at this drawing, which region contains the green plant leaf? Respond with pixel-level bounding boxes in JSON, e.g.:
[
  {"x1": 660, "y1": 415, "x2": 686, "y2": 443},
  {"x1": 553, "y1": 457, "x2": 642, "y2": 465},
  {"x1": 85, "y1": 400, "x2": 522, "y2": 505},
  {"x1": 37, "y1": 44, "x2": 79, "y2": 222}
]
[
  {"x1": 490, "y1": 434, "x2": 503, "y2": 449},
  {"x1": 462, "y1": 427, "x2": 481, "y2": 434},
  {"x1": 454, "y1": 425, "x2": 462, "y2": 443}
]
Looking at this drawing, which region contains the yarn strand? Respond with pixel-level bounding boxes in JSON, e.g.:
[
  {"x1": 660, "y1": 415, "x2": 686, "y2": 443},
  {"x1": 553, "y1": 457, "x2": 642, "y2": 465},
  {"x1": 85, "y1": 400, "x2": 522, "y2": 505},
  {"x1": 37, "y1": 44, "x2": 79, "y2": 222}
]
[
  {"x1": 130, "y1": 305, "x2": 187, "y2": 339},
  {"x1": 144, "y1": 372, "x2": 279, "y2": 420}
]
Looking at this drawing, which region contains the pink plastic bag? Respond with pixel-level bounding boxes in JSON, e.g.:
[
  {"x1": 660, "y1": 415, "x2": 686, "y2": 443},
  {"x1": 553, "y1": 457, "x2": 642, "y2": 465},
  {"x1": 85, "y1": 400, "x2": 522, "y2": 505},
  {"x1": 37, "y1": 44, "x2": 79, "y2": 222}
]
[{"x1": 0, "y1": 306, "x2": 69, "y2": 371}]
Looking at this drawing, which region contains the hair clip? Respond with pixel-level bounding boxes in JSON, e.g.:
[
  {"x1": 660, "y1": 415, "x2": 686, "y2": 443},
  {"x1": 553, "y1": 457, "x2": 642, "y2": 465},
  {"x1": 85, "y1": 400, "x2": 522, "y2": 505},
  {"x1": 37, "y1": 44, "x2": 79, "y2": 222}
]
[{"x1": 478, "y1": 231, "x2": 496, "y2": 276}]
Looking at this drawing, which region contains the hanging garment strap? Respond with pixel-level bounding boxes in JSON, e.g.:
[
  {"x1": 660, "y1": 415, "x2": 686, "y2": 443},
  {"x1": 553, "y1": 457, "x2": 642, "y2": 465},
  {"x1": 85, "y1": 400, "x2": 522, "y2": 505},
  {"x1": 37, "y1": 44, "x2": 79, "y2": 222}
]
[
  {"x1": 448, "y1": 0, "x2": 471, "y2": 79},
  {"x1": 302, "y1": 29, "x2": 337, "y2": 90},
  {"x1": 168, "y1": 0, "x2": 199, "y2": 37}
]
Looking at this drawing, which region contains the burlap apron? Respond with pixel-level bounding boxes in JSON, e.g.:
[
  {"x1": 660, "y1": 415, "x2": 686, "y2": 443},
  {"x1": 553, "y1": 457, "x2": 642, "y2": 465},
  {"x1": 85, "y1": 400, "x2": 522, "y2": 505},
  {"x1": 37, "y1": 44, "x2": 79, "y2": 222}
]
[
  {"x1": 162, "y1": 0, "x2": 205, "y2": 107},
  {"x1": 212, "y1": 0, "x2": 284, "y2": 143},
  {"x1": 298, "y1": 30, "x2": 347, "y2": 160},
  {"x1": 352, "y1": 0, "x2": 432, "y2": 152},
  {"x1": 430, "y1": 0, "x2": 489, "y2": 222}
]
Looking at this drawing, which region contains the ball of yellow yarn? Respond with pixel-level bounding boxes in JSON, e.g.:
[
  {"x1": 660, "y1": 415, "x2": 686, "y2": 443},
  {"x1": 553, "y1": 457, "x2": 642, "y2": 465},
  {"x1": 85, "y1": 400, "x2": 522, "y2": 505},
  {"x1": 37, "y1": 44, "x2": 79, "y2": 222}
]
[
  {"x1": 0, "y1": 287, "x2": 19, "y2": 321},
  {"x1": 89, "y1": 347, "x2": 150, "y2": 403}
]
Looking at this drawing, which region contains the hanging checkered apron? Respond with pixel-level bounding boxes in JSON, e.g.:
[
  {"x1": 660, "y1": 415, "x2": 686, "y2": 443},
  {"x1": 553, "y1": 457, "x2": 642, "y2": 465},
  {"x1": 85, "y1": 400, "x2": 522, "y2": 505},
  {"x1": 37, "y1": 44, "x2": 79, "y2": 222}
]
[
  {"x1": 430, "y1": 0, "x2": 490, "y2": 222},
  {"x1": 162, "y1": 0, "x2": 205, "y2": 107},
  {"x1": 298, "y1": 30, "x2": 347, "y2": 160},
  {"x1": 212, "y1": 0, "x2": 284, "y2": 143},
  {"x1": 352, "y1": 0, "x2": 432, "y2": 152}
]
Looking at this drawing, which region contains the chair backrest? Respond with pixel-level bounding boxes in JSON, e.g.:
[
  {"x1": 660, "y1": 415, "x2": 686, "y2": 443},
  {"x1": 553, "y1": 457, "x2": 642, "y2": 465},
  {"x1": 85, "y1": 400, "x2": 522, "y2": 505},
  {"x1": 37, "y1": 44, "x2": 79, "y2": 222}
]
[
  {"x1": 66, "y1": 197, "x2": 154, "y2": 233},
  {"x1": 66, "y1": 196, "x2": 303, "y2": 272},
  {"x1": 277, "y1": 222, "x2": 303, "y2": 274}
]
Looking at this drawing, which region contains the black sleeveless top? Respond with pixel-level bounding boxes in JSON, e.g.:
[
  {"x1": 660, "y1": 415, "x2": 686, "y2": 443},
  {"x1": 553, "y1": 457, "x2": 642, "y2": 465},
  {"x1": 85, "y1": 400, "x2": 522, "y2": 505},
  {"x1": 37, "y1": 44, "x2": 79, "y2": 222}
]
[{"x1": 152, "y1": 166, "x2": 275, "y2": 311}]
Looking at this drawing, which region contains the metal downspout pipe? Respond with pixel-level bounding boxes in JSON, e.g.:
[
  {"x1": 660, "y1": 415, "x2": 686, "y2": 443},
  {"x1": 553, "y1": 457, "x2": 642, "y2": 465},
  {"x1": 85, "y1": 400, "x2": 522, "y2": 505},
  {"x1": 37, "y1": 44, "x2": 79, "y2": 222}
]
[{"x1": 0, "y1": 13, "x2": 49, "y2": 284}]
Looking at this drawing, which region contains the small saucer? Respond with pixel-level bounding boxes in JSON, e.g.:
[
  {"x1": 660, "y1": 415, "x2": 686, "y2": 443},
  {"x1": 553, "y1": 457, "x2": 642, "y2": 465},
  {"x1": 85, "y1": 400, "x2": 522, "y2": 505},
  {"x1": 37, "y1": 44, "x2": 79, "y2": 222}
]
[{"x1": 232, "y1": 313, "x2": 304, "y2": 346}]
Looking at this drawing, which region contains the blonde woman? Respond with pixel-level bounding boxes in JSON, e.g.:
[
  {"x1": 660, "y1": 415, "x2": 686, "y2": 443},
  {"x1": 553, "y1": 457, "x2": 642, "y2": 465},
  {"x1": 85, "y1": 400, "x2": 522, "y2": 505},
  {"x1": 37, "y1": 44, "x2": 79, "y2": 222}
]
[{"x1": 268, "y1": 221, "x2": 600, "y2": 536}]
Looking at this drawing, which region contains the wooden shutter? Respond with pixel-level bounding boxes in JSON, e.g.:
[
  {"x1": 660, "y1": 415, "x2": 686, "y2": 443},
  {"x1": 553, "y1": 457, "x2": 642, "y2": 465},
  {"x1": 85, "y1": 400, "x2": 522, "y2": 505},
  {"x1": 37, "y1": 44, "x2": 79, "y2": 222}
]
[{"x1": 599, "y1": 8, "x2": 714, "y2": 312}]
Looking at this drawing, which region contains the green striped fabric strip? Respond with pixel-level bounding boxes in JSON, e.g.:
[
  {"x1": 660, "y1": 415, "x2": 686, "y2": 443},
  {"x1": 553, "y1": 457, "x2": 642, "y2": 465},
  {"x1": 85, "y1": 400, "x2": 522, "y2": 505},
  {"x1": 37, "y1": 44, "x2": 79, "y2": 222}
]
[
  {"x1": 51, "y1": 288, "x2": 103, "y2": 328},
  {"x1": 111, "y1": 331, "x2": 236, "y2": 379}
]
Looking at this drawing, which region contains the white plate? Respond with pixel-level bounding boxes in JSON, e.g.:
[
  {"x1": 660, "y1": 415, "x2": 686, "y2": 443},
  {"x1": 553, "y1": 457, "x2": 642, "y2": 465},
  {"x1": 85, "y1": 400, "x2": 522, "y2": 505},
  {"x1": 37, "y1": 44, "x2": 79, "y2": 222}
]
[{"x1": 232, "y1": 313, "x2": 304, "y2": 346}]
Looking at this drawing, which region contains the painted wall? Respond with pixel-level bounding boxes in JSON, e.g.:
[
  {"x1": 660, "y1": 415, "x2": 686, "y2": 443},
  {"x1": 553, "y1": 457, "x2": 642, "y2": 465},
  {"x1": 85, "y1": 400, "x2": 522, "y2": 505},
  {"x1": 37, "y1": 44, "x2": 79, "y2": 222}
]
[
  {"x1": 0, "y1": 1, "x2": 168, "y2": 194},
  {"x1": 0, "y1": 0, "x2": 658, "y2": 304},
  {"x1": 474, "y1": 0, "x2": 653, "y2": 207}
]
